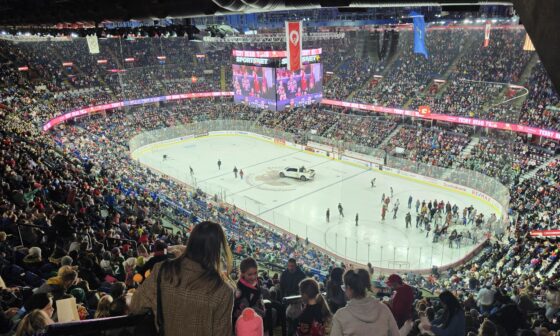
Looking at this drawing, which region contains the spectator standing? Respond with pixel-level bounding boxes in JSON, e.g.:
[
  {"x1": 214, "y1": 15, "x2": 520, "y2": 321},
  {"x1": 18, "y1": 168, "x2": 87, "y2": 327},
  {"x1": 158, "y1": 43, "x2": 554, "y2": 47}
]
[
  {"x1": 331, "y1": 269, "x2": 400, "y2": 336},
  {"x1": 295, "y1": 278, "x2": 332, "y2": 335},
  {"x1": 280, "y1": 258, "x2": 306, "y2": 299},
  {"x1": 233, "y1": 257, "x2": 265, "y2": 323},
  {"x1": 130, "y1": 221, "x2": 235, "y2": 336},
  {"x1": 386, "y1": 274, "x2": 414, "y2": 328},
  {"x1": 280, "y1": 258, "x2": 306, "y2": 335},
  {"x1": 326, "y1": 267, "x2": 346, "y2": 314}
]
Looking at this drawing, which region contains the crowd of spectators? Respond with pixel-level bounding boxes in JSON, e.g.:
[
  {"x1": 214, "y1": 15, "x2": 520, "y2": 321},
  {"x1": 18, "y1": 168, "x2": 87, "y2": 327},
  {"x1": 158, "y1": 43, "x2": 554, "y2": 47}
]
[
  {"x1": 456, "y1": 135, "x2": 554, "y2": 186},
  {"x1": 1, "y1": 29, "x2": 560, "y2": 335},
  {"x1": 384, "y1": 125, "x2": 471, "y2": 168}
]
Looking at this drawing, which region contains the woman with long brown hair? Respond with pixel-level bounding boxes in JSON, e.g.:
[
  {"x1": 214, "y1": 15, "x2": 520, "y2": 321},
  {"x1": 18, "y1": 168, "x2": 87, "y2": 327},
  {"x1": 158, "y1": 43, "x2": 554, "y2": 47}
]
[{"x1": 130, "y1": 221, "x2": 234, "y2": 336}]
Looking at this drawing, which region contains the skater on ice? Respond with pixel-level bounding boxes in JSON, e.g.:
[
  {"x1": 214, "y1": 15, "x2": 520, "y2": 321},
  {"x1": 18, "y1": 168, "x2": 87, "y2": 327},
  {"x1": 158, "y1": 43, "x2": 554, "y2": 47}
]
[
  {"x1": 371, "y1": 178, "x2": 376, "y2": 188},
  {"x1": 393, "y1": 202, "x2": 399, "y2": 219},
  {"x1": 217, "y1": 159, "x2": 222, "y2": 170},
  {"x1": 390, "y1": 187, "x2": 393, "y2": 197},
  {"x1": 338, "y1": 203, "x2": 344, "y2": 217},
  {"x1": 239, "y1": 169, "x2": 244, "y2": 180},
  {"x1": 408, "y1": 195, "x2": 413, "y2": 209},
  {"x1": 355, "y1": 213, "x2": 359, "y2": 226},
  {"x1": 326, "y1": 209, "x2": 330, "y2": 223},
  {"x1": 405, "y1": 212, "x2": 412, "y2": 229},
  {"x1": 189, "y1": 166, "x2": 194, "y2": 176},
  {"x1": 233, "y1": 166, "x2": 238, "y2": 178}
]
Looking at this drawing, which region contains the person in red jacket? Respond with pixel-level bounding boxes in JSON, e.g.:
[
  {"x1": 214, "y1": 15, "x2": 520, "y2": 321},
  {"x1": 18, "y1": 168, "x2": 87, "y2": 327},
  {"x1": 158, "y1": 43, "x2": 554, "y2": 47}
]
[{"x1": 385, "y1": 274, "x2": 414, "y2": 328}]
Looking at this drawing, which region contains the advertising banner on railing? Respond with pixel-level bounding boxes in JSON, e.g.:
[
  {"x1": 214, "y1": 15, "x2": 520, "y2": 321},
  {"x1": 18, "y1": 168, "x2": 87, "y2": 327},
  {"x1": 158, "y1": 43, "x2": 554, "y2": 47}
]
[
  {"x1": 321, "y1": 99, "x2": 560, "y2": 141},
  {"x1": 530, "y1": 230, "x2": 560, "y2": 237},
  {"x1": 42, "y1": 92, "x2": 234, "y2": 131}
]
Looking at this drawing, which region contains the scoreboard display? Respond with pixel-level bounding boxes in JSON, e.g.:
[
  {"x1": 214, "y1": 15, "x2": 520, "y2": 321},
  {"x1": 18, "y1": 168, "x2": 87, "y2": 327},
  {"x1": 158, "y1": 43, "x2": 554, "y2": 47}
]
[{"x1": 232, "y1": 49, "x2": 323, "y2": 111}]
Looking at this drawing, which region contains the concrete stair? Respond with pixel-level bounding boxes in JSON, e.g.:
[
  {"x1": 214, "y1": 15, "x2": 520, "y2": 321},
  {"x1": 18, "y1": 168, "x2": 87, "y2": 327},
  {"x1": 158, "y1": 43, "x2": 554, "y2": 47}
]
[
  {"x1": 377, "y1": 124, "x2": 403, "y2": 148},
  {"x1": 452, "y1": 136, "x2": 480, "y2": 169},
  {"x1": 349, "y1": 48, "x2": 404, "y2": 101}
]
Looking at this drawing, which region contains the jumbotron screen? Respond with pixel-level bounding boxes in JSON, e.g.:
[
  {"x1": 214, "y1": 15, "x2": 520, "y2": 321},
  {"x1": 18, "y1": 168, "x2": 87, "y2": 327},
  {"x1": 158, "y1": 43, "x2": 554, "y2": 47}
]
[
  {"x1": 232, "y1": 65, "x2": 277, "y2": 110},
  {"x1": 275, "y1": 63, "x2": 323, "y2": 110}
]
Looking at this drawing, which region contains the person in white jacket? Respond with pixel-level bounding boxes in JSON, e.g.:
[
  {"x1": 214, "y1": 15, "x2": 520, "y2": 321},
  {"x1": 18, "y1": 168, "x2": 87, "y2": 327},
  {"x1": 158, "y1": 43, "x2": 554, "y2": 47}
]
[{"x1": 331, "y1": 269, "x2": 404, "y2": 336}]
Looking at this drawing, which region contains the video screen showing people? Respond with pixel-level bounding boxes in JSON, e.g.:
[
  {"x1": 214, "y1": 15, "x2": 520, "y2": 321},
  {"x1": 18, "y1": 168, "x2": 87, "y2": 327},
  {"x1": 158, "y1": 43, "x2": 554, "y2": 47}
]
[
  {"x1": 275, "y1": 63, "x2": 323, "y2": 110},
  {"x1": 232, "y1": 65, "x2": 276, "y2": 110}
]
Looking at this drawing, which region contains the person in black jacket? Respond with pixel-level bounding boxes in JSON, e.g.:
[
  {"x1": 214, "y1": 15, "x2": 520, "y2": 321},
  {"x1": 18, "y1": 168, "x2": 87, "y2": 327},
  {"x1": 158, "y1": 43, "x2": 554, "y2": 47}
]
[
  {"x1": 326, "y1": 267, "x2": 346, "y2": 314},
  {"x1": 280, "y1": 258, "x2": 307, "y2": 335},
  {"x1": 280, "y1": 258, "x2": 306, "y2": 299}
]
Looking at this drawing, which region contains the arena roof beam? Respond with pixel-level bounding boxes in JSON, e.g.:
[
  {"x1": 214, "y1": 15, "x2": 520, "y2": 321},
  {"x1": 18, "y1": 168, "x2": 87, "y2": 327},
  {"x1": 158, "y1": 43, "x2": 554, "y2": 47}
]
[{"x1": 0, "y1": 1, "x2": 504, "y2": 25}]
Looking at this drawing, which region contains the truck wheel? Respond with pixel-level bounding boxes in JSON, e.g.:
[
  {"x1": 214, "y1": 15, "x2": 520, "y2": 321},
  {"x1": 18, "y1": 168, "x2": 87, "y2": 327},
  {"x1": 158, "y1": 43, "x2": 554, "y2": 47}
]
[
  {"x1": 279, "y1": 172, "x2": 285, "y2": 177},
  {"x1": 300, "y1": 175, "x2": 307, "y2": 181}
]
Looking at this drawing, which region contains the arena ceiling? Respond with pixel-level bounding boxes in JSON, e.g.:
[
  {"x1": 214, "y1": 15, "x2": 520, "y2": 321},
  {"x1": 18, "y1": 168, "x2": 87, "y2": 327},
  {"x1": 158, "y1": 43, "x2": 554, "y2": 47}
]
[{"x1": 0, "y1": 0, "x2": 558, "y2": 95}]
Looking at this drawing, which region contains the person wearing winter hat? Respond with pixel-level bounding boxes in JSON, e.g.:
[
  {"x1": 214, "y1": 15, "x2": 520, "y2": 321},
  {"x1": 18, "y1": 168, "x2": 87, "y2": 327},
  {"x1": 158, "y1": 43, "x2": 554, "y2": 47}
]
[
  {"x1": 385, "y1": 273, "x2": 414, "y2": 328},
  {"x1": 235, "y1": 308, "x2": 263, "y2": 336}
]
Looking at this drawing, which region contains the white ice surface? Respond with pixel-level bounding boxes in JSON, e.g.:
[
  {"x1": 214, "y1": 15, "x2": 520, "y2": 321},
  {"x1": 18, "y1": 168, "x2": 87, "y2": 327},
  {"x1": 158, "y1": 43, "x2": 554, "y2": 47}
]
[{"x1": 135, "y1": 135, "x2": 497, "y2": 270}]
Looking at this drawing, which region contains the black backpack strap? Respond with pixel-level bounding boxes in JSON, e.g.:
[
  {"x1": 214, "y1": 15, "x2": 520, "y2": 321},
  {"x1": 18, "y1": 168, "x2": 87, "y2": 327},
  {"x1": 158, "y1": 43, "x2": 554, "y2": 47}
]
[{"x1": 156, "y1": 261, "x2": 166, "y2": 335}]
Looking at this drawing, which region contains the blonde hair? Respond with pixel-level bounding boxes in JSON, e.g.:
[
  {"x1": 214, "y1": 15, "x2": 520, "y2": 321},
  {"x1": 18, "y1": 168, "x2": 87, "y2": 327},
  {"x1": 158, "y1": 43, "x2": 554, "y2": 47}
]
[
  {"x1": 95, "y1": 295, "x2": 114, "y2": 318},
  {"x1": 15, "y1": 310, "x2": 52, "y2": 336}
]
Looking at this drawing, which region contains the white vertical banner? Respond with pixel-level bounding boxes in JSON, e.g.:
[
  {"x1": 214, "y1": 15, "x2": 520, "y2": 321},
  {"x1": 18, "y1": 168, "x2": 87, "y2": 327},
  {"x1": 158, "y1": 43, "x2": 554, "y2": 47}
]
[
  {"x1": 86, "y1": 34, "x2": 100, "y2": 54},
  {"x1": 285, "y1": 21, "x2": 302, "y2": 72},
  {"x1": 484, "y1": 22, "x2": 491, "y2": 47}
]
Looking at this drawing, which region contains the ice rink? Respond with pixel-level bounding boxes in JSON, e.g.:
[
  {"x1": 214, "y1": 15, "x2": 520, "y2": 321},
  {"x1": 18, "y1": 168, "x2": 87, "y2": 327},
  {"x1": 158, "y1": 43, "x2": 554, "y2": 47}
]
[{"x1": 134, "y1": 134, "x2": 499, "y2": 270}]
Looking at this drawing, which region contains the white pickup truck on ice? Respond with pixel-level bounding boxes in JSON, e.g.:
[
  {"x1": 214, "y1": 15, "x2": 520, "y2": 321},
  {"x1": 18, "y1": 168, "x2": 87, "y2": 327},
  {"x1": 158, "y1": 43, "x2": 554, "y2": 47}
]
[{"x1": 279, "y1": 166, "x2": 315, "y2": 181}]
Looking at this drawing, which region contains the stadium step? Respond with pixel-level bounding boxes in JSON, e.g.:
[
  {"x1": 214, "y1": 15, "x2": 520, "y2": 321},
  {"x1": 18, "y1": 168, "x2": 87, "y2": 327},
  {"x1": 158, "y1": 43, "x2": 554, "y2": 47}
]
[
  {"x1": 440, "y1": 35, "x2": 478, "y2": 80},
  {"x1": 518, "y1": 52, "x2": 541, "y2": 86},
  {"x1": 451, "y1": 136, "x2": 480, "y2": 169},
  {"x1": 350, "y1": 48, "x2": 404, "y2": 101},
  {"x1": 377, "y1": 124, "x2": 403, "y2": 148},
  {"x1": 520, "y1": 154, "x2": 560, "y2": 182}
]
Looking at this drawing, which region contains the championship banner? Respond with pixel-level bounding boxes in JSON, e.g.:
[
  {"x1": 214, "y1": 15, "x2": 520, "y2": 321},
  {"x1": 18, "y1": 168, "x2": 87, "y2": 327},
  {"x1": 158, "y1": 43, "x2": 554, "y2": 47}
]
[
  {"x1": 285, "y1": 21, "x2": 303, "y2": 72},
  {"x1": 484, "y1": 22, "x2": 491, "y2": 47},
  {"x1": 86, "y1": 35, "x2": 99, "y2": 54},
  {"x1": 411, "y1": 11, "x2": 428, "y2": 59},
  {"x1": 523, "y1": 33, "x2": 536, "y2": 51}
]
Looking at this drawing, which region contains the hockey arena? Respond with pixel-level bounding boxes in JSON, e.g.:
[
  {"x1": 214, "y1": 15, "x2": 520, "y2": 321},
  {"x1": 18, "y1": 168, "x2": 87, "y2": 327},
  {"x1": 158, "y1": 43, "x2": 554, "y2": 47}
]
[
  {"x1": 133, "y1": 129, "x2": 499, "y2": 270},
  {"x1": 3, "y1": 1, "x2": 560, "y2": 335}
]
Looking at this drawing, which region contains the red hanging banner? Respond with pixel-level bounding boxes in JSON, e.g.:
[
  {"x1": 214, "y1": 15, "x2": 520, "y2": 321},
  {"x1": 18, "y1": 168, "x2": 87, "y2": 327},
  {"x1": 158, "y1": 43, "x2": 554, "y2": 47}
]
[
  {"x1": 484, "y1": 22, "x2": 491, "y2": 47},
  {"x1": 285, "y1": 21, "x2": 302, "y2": 72}
]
